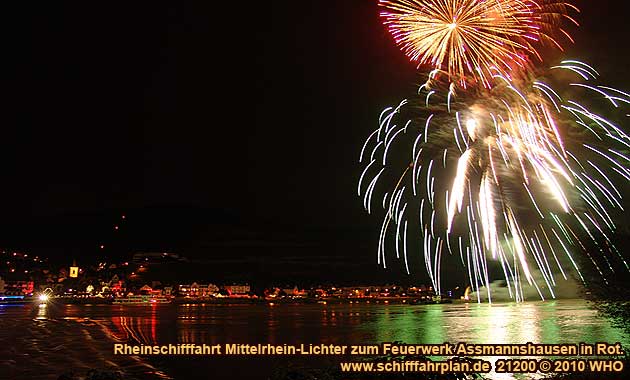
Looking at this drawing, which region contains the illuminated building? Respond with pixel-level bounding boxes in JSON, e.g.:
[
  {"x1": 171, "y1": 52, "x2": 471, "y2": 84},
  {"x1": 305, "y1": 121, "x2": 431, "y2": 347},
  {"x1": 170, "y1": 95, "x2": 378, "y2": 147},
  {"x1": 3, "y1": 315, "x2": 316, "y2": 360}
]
[
  {"x1": 178, "y1": 282, "x2": 219, "y2": 297},
  {"x1": 225, "y1": 284, "x2": 250, "y2": 296}
]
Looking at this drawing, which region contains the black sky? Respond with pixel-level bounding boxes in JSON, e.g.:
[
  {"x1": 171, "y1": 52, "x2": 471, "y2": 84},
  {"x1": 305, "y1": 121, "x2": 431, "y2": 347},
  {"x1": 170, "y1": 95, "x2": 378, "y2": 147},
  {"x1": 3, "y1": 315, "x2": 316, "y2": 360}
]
[{"x1": 0, "y1": 1, "x2": 629, "y2": 284}]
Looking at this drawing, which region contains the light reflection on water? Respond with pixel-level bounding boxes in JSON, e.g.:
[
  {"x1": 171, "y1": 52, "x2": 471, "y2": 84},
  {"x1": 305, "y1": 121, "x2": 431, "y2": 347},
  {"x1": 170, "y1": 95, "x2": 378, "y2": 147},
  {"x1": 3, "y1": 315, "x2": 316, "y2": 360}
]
[
  {"x1": 362, "y1": 300, "x2": 626, "y2": 345},
  {"x1": 0, "y1": 299, "x2": 627, "y2": 379},
  {"x1": 36, "y1": 303, "x2": 48, "y2": 320},
  {"x1": 357, "y1": 300, "x2": 627, "y2": 380}
]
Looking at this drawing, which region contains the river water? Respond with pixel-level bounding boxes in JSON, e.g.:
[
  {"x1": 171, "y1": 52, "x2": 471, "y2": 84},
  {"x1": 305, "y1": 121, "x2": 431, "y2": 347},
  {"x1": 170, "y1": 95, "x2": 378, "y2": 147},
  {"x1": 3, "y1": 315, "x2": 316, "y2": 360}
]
[{"x1": 0, "y1": 299, "x2": 627, "y2": 379}]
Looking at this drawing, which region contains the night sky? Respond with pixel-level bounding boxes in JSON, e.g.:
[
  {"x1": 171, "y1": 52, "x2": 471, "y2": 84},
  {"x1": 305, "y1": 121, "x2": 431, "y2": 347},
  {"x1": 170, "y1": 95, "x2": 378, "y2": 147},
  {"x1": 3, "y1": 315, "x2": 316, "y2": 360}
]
[{"x1": 0, "y1": 1, "x2": 628, "y2": 285}]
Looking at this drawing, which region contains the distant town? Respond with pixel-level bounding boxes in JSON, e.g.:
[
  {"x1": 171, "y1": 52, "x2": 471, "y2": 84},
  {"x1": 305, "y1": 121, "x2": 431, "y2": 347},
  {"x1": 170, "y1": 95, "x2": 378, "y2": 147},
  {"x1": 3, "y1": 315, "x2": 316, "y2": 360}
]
[{"x1": 0, "y1": 250, "x2": 468, "y2": 304}]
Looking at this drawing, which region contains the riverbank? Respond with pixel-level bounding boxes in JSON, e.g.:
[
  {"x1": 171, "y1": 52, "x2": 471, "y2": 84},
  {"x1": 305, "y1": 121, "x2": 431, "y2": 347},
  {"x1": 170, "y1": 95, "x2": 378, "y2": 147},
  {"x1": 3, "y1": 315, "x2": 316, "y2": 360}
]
[
  {"x1": 0, "y1": 304, "x2": 171, "y2": 380},
  {"x1": 49, "y1": 296, "x2": 457, "y2": 306}
]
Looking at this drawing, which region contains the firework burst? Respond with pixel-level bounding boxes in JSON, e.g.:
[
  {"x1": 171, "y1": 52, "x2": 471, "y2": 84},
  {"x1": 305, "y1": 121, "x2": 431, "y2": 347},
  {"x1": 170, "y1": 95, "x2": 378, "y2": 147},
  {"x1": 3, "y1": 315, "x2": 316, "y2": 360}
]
[
  {"x1": 379, "y1": 0, "x2": 578, "y2": 88},
  {"x1": 364, "y1": 0, "x2": 630, "y2": 301},
  {"x1": 359, "y1": 62, "x2": 630, "y2": 301}
]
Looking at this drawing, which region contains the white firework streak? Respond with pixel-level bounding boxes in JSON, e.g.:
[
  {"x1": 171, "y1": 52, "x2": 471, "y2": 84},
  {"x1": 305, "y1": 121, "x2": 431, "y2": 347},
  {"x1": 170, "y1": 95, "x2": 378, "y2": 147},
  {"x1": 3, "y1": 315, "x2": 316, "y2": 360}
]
[{"x1": 358, "y1": 61, "x2": 630, "y2": 302}]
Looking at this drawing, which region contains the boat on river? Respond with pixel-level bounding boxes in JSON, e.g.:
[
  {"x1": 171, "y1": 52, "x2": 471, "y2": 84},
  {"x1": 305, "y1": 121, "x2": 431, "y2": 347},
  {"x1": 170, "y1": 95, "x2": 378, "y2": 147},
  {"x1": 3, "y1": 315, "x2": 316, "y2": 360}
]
[{"x1": 0, "y1": 295, "x2": 32, "y2": 305}]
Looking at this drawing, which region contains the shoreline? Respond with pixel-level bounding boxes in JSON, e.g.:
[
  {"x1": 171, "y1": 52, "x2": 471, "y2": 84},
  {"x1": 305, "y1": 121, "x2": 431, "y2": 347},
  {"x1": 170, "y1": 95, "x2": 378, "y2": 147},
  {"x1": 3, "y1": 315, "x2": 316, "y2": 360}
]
[
  {"x1": 44, "y1": 296, "x2": 459, "y2": 306},
  {"x1": 0, "y1": 305, "x2": 172, "y2": 380},
  {"x1": 44, "y1": 296, "x2": 595, "y2": 306}
]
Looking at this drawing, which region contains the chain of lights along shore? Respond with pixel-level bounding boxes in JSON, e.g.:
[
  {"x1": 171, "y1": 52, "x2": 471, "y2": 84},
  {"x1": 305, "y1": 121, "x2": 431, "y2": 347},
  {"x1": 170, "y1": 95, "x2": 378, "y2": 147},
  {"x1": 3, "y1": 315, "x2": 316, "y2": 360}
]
[{"x1": 358, "y1": 0, "x2": 630, "y2": 301}]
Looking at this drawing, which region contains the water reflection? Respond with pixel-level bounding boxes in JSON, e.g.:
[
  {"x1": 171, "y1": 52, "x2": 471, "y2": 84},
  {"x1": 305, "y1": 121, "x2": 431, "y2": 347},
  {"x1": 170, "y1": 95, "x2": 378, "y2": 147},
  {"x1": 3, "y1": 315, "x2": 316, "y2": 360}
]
[
  {"x1": 363, "y1": 300, "x2": 627, "y2": 380},
  {"x1": 1, "y1": 299, "x2": 627, "y2": 380},
  {"x1": 368, "y1": 301, "x2": 625, "y2": 345},
  {"x1": 45, "y1": 300, "x2": 626, "y2": 352},
  {"x1": 35, "y1": 303, "x2": 48, "y2": 320}
]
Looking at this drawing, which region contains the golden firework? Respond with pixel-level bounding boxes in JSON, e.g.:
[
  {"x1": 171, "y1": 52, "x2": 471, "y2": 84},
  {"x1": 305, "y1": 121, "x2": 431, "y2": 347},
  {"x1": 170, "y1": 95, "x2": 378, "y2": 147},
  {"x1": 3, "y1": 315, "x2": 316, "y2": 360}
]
[{"x1": 379, "y1": 0, "x2": 574, "y2": 87}]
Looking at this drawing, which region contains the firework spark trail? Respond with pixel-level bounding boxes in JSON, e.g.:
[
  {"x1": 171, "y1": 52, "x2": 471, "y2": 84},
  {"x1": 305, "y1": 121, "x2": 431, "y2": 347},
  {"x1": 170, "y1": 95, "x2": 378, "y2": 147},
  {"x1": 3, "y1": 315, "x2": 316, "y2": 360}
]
[{"x1": 358, "y1": 61, "x2": 630, "y2": 301}]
